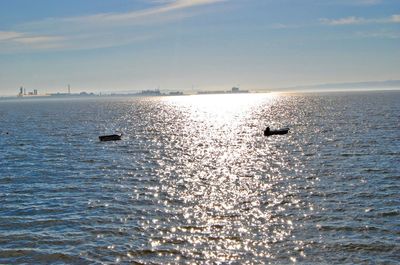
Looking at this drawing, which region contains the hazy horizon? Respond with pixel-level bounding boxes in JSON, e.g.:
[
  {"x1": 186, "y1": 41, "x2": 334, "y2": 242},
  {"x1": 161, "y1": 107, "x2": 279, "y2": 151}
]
[{"x1": 1, "y1": 0, "x2": 399, "y2": 96}]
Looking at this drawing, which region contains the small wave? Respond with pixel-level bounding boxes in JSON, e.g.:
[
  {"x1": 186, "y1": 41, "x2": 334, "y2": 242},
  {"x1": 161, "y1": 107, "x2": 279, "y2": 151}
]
[
  {"x1": 327, "y1": 242, "x2": 398, "y2": 253},
  {"x1": 0, "y1": 249, "x2": 88, "y2": 264},
  {"x1": 127, "y1": 248, "x2": 182, "y2": 257},
  {"x1": 340, "y1": 153, "x2": 366, "y2": 157},
  {"x1": 377, "y1": 210, "x2": 399, "y2": 217}
]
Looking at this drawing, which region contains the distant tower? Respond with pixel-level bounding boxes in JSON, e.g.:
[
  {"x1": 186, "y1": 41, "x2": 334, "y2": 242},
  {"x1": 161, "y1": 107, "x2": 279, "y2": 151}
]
[
  {"x1": 23, "y1": 88, "x2": 26, "y2": 95},
  {"x1": 68, "y1": 84, "x2": 71, "y2": 94},
  {"x1": 232, "y1": 87, "x2": 239, "y2": 92},
  {"x1": 33, "y1": 89, "x2": 38, "y2": 95}
]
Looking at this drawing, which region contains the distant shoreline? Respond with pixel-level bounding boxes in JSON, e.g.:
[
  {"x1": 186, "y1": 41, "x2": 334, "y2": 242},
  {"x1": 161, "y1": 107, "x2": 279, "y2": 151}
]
[{"x1": 1, "y1": 87, "x2": 399, "y2": 101}]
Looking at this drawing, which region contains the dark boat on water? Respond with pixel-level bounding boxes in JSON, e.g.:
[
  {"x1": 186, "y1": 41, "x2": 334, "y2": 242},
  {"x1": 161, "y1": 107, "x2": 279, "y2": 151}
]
[
  {"x1": 264, "y1": 127, "x2": 289, "y2": 136},
  {"x1": 99, "y1": 134, "x2": 122, "y2": 142}
]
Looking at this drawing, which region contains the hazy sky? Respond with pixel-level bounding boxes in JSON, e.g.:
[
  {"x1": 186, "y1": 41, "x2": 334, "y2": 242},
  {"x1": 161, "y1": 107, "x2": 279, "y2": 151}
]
[{"x1": 0, "y1": 0, "x2": 399, "y2": 95}]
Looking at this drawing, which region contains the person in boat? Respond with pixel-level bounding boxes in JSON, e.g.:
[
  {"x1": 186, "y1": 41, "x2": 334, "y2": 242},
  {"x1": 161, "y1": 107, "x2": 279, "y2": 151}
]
[{"x1": 264, "y1": 126, "x2": 270, "y2": 136}]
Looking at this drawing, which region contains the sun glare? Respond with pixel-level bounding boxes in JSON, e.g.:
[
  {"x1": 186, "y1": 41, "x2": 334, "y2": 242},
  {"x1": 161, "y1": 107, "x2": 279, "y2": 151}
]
[{"x1": 164, "y1": 93, "x2": 276, "y2": 128}]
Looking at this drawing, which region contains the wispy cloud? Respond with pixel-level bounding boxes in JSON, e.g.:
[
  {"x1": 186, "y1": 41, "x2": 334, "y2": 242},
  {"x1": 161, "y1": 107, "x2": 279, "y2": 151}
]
[
  {"x1": 392, "y1": 14, "x2": 400, "y2": 23},
  {"x1": 13, "y1": 36, "x2": 65, "y2": 44},
  {"x1": 0, "y1": 31, "x2": 24, "y2": 41},
  {"x1": 356, "y1": 29, "x2": 400, "y2": 39},
  {"x1": 0, "y1": 31, "x2": 63, "y2": 44},
  {"x1": 349, "y1": 0, "x2": 382, "y2": 5},
  {"x1": 320, "y1": 14, "x2": 400, "y2": 26},
  {"x1": 269, "y1": 23, "x2": 300, "y2": 29},
  {"x1": 60, "y1": 0, "x2": 224, "y2": 24},
  {"x1": 321, "y1": 16, "x2": 365, "y2": 25},
  {"x1": 0, "y1": 0, "x2": 224, "y2": 53},
  {"x1": 327, "y1": 0, "x2": 383, "y2": 6},
  {"x1": 0, "y1": 31, "x2": 66, "y2": 52}
]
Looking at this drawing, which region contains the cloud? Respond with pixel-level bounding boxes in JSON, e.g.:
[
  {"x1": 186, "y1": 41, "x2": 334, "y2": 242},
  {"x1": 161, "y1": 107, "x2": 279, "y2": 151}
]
[
  {"x1": 321, "y1": 14, "x2": 400, "y2": 26},
  {"x1": 391, "y1": 14, "x2": 400, "y2": 23},
  {"x1": 350, "y1": 0, "x2": 382, "y2": 5},
  {"x1": 47, "y1": 0, "x2": 224, "y2": 25},
  {"x1": 0, "y1": 31, "x2": 66, "y2": 52},
  {"x1": 321, "y1": 16, "x2": 365, "y2": 25},
  {"x1": 0, "y1": 31, "x2": 24, "y2": 41},
  {"x1": 13, "y1": 36, "x2": 65, "y2": 44},
  {"x1": 0, "y1": 0, "x2": 224, "y2": 53},
  {"x1": 356, "y1": 29, "x2": 400, "y2": 39},
  {"x1": 328, "y1": 0, "x2": 382, "y2": 6},
  {"x1": 0, "y1": 31, "x2": 63, "y2": 44},
  {"x1": 269, "y1": 23, "x2": 300, "y2": 29}
]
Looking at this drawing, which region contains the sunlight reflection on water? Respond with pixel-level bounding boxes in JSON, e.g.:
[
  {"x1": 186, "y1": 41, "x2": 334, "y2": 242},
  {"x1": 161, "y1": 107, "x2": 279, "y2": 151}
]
[
  {"x1": 141, "y1": 93, "x2": 313, "y2": 263},
  {"x1": 2, "y1": 92, "x2": 398, "y2": 264}
]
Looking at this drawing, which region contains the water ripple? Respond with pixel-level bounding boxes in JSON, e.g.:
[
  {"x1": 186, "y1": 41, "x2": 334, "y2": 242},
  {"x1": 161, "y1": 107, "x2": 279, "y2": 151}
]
[{"x1": 0, "y1": 91, "x2": 399, "y2": 264}]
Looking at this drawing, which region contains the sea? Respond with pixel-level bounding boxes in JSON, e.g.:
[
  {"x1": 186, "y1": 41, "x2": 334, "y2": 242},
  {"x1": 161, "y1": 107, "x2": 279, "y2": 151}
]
[{"x1": 0, "y1": 91, "x2": 399, "y2": 264}]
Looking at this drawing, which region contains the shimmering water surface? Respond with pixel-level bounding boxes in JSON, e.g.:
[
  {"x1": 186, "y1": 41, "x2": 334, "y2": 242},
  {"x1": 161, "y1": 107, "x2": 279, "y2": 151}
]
[{"x1": 0, "y1": 91, "x2": 399, "y2": 264}]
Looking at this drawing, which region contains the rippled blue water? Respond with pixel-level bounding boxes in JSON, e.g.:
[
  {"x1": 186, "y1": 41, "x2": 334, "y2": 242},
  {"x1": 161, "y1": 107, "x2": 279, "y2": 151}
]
[{"x1": 0, "y1": 91, "x2": 399, "y2": 264}]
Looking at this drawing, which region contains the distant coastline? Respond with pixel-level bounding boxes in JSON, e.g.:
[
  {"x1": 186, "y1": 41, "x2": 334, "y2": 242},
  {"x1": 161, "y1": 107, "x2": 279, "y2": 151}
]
[
  {"x1": 0, "y1": 87, "x2": 250, "y2": 100},
  {"x1": 274, "y1": 80, "x2": 400, "y2": 92},
  {"x1": 1, "y1": 80, "x2": 399, "y2": 100}
]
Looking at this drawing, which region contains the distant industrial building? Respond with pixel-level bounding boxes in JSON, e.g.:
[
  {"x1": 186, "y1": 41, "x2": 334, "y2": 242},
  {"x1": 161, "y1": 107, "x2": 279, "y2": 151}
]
[
  {"x1": 169, "y1": 91, "x2": 183, "y2": 96},
  {"x1": 18, "y1": 87, "x2": 39, "y2": 97},
  {"x1": 229, "y1": 86, "x2": 249, "y2": 93},
  {"x1": 197, "y1": 86, "x2": 249, "y2": 95},
  {"x1": 18, "y1": 87, "x2": 23, "y2": 97},
  {"x1": 140, "y1": 89, "x2": 161, "y2": 96}
]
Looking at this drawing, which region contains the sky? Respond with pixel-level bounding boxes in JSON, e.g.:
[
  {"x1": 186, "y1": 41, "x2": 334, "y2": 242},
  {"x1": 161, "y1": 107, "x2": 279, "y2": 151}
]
[{"x1": 0, "y1": 0, "x2": 399, "y2": 96}]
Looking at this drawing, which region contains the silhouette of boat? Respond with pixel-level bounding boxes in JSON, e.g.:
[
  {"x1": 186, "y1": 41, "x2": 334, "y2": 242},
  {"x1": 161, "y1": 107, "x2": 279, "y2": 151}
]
[
  {"x1": 264, "y1": 127, "x2": 289, "y2": 136},
  {"x1": 99, "y1": 134, "x2": 122, "y2": 141}
]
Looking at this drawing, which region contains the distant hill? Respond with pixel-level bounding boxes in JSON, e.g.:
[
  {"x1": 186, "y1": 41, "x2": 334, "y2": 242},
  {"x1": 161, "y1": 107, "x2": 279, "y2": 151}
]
[{"x1": 277, "y1": 80, "x2": 400, "y2": 91}]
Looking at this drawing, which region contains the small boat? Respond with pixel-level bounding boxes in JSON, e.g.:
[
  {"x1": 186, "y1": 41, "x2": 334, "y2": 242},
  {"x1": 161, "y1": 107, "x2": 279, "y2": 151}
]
[
  {"x1": 264, "y1": 127, "x2": 289, "y2": 136},
  {"x1": 99, "y1": 134, "x2": 122, "y2": 142}
]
